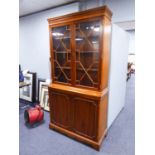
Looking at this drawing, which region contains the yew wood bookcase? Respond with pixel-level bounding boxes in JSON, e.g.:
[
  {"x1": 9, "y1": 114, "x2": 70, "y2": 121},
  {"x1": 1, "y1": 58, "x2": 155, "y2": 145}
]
[{"x1": 48, "y1": 6, "x2": 112, "y2": 150}]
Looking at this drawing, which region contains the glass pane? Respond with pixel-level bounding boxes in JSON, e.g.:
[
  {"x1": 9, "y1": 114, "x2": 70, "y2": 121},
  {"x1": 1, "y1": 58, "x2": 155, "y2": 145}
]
[
  {"x1": 75, "y1": 20, "x2": 100, "y2": 88},
  {"x1": 52, "y1": 25, "x2": 71, "y2": 84}
]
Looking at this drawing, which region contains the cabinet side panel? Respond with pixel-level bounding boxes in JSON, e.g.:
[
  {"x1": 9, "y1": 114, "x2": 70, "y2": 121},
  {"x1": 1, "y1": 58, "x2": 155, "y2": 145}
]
[
  {"x1": 100, "y1": 17, "x2": 112, "y2": 90},
  {"x1": 97, "y1": 94, "x2": 108, "y2": 141}
]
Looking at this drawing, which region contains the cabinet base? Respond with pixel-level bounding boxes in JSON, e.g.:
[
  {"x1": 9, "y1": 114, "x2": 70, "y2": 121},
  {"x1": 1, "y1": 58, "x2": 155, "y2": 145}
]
[{"x1": 49, "y1": 123, "x2": 107, "y2": 150}]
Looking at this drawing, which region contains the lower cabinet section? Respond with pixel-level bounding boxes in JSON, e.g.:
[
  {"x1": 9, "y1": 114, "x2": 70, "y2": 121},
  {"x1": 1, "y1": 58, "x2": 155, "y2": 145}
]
[{"x1": 48, "y1": 88, "x2": 108, "y2": 150}]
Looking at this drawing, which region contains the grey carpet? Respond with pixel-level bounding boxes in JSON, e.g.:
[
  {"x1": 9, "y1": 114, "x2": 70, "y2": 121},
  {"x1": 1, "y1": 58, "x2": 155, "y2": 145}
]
[{"x1": 19, "y1": 75, "x2": 135, "y2": 155}]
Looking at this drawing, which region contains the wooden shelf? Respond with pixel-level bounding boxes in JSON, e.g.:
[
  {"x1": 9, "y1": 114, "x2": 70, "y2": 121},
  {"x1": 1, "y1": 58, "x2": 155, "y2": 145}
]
[
  {"x1": 77, "y1": 51, "x2": 99, "y2": 53},
  {"x1": 54, "y1": 36, "x2": 99, "y2": 40},
  {"x1": 54, "y1": 51, "x2": 71, "y2": 53},
  {"x1": 54, "y1": 51, "x2": 99, "y2": 53},
  {"x1": 56, "y1": 67, "x2": 98, "y2": 72}
]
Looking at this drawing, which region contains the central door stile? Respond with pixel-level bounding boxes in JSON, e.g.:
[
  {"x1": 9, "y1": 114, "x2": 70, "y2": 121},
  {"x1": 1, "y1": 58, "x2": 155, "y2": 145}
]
[{"x1": 70, "y1": 23, "x2": 76, "y2": 86}]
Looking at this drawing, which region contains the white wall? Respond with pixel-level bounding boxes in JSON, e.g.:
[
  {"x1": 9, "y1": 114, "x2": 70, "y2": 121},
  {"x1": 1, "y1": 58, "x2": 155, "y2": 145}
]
[
  {"x1": 128, "y1": 30, "x2": 135, "y2": 54},
  {"x1": 19, "y1": 2, "x2": 79, "y2": 79},
  {"x1": 108, "y1": 24, "x2": 129, "y2": 128},
  {"x1": 78, "y1": 0, "x2": 135, "y2": 23},
  {"x1": 105, "y1": 0, "x2": 135, "y2": 22},
  {"x1": 79, "y1": 0, "x2": 106, "y2": 11}
]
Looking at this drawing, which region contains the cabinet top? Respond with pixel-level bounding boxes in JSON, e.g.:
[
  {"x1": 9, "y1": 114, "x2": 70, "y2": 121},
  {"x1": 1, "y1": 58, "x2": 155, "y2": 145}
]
[
  {"x1": 49, "y1": 83, "x2": 108, "y2": 100},
  {"x1": 47, "y1": 5, "x2": 112, "y2": 26}
]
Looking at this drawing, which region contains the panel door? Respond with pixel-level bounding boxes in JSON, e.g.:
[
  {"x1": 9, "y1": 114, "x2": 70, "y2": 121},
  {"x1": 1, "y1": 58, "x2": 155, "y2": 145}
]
[
  {"x1": 51, "y1": 25, "x2": 72, "y2": 84},
  {"x1": 72, "y1": 97, "x2": 98, "y2": 139},
  {"x1": 75, "y1": 19, "x2": 102, "y2": 88},
  {"x1": 50, "y1": 92, "x2": 71, "y2": 129}
]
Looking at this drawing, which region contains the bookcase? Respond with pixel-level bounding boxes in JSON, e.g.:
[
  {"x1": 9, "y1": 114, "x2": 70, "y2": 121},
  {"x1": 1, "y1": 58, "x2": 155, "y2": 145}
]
[{"x1": 48, "y1": 6, "x2": 112, "y2": 150}]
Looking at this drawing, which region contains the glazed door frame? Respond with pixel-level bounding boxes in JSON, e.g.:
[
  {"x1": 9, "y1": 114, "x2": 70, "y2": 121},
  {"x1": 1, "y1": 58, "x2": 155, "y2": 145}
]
[
  {"x1": 49, "y1": 22, "x2": 75, "y2": 86},
  {"x1": 49, "y1": 17, "x2": 103, "y2": 90},
  {"x1": 73, "y1": 17, "x2": 103, "y2": 90}
]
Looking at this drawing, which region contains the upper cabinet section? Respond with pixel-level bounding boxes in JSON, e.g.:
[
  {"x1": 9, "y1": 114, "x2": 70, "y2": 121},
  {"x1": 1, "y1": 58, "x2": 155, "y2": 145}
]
[{"x1": 48, "y1": 6, "x2": 112, "y2": 90}]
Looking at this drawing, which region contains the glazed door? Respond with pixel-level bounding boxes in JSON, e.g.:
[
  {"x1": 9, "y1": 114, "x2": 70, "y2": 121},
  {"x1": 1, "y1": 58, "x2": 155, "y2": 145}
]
[
  {"x1": 75, "y1": 19, "x2": 102, "y2": 89},
  {"x1": 72, "y1": 97, "x2": 97, "y2": 139},
  {"x1": 51, "y1": 25, "x2": 72, "y2": 84}
]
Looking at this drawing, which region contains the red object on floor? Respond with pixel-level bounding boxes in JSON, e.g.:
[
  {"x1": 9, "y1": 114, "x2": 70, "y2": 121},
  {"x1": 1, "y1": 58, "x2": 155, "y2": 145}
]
[{"x1": 24, "y1": 105, "x2": 44, "y2": 125}]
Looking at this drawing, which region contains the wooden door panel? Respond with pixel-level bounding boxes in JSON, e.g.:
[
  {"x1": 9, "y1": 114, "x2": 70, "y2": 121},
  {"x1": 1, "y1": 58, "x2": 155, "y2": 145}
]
[
  {"x1": 72, "y1": 97, "x2": 97, "y2": 139},
  {"x1": 50, "y1": 92, "x2": 71, "y2": 129}
]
